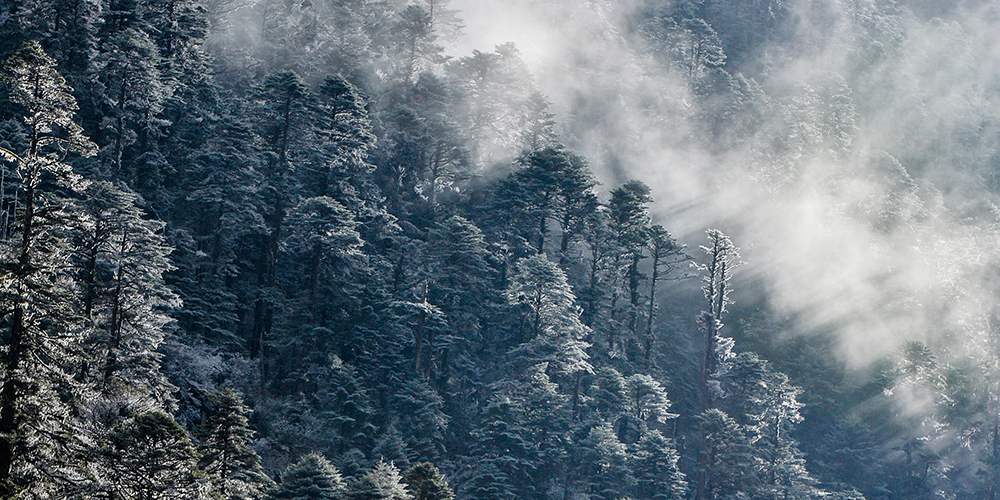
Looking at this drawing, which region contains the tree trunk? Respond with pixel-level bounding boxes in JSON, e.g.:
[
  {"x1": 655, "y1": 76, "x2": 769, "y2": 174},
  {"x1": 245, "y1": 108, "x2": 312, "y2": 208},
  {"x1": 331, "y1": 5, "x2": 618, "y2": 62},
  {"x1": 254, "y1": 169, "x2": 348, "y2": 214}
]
[
  {"x1": 0, "y1": 306, "x2": 26, "y2": 485},
  {"x1": 645, "y1": 250, "x2": 661, "y2": 369},
  {"x1": 103, "y1": 226, "x2": 129, "y2": 388},
  {"x1": 0, "y1": 155, "x2": 37, "y2": 487}
]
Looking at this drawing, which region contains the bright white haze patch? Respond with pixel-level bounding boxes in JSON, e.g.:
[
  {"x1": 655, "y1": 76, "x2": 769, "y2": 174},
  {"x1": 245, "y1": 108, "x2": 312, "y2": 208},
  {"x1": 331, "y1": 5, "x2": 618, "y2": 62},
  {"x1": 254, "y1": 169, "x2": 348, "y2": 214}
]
[{"x1": 448, "y1": 0, "x2": 1000, "y2": 367}]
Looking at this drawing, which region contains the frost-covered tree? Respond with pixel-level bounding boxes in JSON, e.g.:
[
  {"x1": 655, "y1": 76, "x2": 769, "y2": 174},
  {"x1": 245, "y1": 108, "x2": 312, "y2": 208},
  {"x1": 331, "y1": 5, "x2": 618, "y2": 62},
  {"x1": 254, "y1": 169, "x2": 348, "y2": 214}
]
[
  {"x1": 697, "y1": 408, "x2": 757, "y2": 500},
  {"x1": 633, "y1": 430, "x2": 688, "y2": 500},
  {"x1": 447, "y1": 44, "x2": 536, "y2": 163},
  {"x1": 380, "y1": 73, "x2": 471, "y2": 213},
  {"x1": 719, "y1": 352, "x2": 821, "y2": 499},
  {"x1": 391, "y1": 5, "x2": 444, "y2": 82},
  {"x1": 695, "y1": 229, "x2": 740, "y2": 404},
  {"x1": 607, "y1": 180, "x2": 653, "y2": 345},
  {"x1": 642, "y1": 225, "x2": 688, "y2": 367},
  {"x1": 642, "y1": 17, "x2": 726, "y2": 79},
  {"x1": 576, "y1": 422, "x2": 634, "y2": 500},
  {"x1": 390, "y1": 381, "x2": 449, "y2": 462},
  {"x1": 505, "y1": 254, "x2": 592, "y2": 377},
  {"x1": 271, "y1": 452, "x2": 348, "y2": 500},
  {"x1": 246, "y1": 70, "x2": 316, "y2": 370},
  {"x1": 493, "y1": 147, "x2": 598, "y2": 257},
  {"x1": 625, "y1": 374, "x2": 675, "y2": 425},
  {"x1": 315, "y1": 74, "x2": 379, "y2": 212},
  {"x1": 351, "y1": 460, "x2": 412, "y2": 500},
  {"x1": 93, "y1": 17, "x2": 169, "y2": 183},
  {"x1": 0, "y1": 40, "x2": 97, "y2": 495},
  {"x1": 73, "y1": 181, "x2": 179, "y2": 403},
  {"x1": 280, "y1": 196, "x2": 364, "y2": 311}
]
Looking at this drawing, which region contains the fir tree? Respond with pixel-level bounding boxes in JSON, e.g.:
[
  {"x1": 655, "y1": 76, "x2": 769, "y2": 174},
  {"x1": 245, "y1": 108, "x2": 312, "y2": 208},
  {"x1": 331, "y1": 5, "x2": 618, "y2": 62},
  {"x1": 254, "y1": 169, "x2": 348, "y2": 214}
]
[
  {"x1": 0, "y1": 40, "x2": 97, "y2": 496},
  {"x1": 72, "y1": 180, "x2": 180, "y2": 404},
  {"x1": 607, "y1": 180, "x2": 652, "y2": 344},
  {"x1": 642, "y1": 225, "x2": 688, "y2": 368},
  {"x1": 102, "y1": 411, "x2": 206, "y2": 500},
  {"x1": 92, "y1": 17, "x2": 169, "y2": 183},
  {"x1": 633, "y1": 430, "x2": 688, "y2": 500},
  {"x1": 351, "y1": 460, "x2": 412, "y2": 500},
  {"x1": 198, "y1": 389, "x2": 274, "y2": 500},
  {"x1": 505, "y1": 254, "x2": 592, "y2": 377},
  {"x1": 576, "y1": 422, "x2": 635, "y2": 500},
  {"x1": 271, "y1": 452, "x2": 348, "y2": 500},
  {"x1": 493, "y1": 147, "x2": 598, "y2": 257},
  {"x1": 695, "y1": 229, "x2": 740, "y2": 405},
  {"x1": 403, "y1": 462, "x2": 454, "y2": 500},
  {"x1": 697, "y1": 408, "x2": 757, "y2": 500}
]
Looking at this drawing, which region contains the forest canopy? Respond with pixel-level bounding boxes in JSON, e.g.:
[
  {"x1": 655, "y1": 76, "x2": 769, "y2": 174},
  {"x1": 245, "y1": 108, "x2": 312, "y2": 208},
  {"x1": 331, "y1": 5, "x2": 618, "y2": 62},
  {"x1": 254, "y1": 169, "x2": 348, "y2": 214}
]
[{"x1": 2, "y1": 1, "x2": 1000, "y2": 500}]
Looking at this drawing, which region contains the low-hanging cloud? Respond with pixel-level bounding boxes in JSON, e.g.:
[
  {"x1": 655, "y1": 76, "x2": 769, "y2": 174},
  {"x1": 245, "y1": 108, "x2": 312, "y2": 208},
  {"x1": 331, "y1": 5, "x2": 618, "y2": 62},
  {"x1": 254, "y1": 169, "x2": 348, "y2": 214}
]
[{"x1": 447, "y1": 0, "x2": 1000, "y2": 368}]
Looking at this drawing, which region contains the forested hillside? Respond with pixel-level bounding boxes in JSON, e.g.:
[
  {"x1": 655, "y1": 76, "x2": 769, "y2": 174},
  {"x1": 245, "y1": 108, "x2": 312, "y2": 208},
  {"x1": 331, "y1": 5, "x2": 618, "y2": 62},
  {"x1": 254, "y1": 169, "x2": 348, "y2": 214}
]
[{"x1": 3, "y1": 0, "x2": 1000, "y2": 499}]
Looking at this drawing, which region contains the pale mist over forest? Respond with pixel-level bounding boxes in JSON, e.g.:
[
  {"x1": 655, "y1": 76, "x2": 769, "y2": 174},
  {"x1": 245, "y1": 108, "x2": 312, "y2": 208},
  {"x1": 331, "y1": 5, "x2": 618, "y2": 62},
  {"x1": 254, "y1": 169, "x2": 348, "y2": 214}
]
[{"x1": 2, "y1": 0, "x2": 1000, "y2": 499}]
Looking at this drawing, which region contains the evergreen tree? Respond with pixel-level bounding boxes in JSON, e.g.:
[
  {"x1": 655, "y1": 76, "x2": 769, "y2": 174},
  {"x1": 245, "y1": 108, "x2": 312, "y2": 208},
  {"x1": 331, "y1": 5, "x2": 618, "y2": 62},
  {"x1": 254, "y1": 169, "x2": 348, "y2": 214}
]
[
  {"x1": 471, "y1": 394, "x2": 536, "y2": 499},
  {"x1": 719, "y1": 352, "x2": 821, "y2": 500},
  {"x1": 476, "y1": 366, "x2": 575, "y2": 500},
  {"x1": 198, "y1": 389, "x2": 274, "y2": 500},
  {"x1": 505, "y1": 254, "x2": 592, "y2": 377},
  {"x1": 0, "y1": 40, "x2": 97, "y2": 495},
  {"x1": 607, "y1": 180, "x2": 653, "y2": 349},
  {"x1": 101, "y1": 411, "x2": 206, "y2": 500},
  {"x1": 280, "y1": 196, "x2": 365, "y2": 314},
  {"x1": 493, "y1": 147, "x2": 598, "y2": 257},
  {"x1": 92, "y1": 10, "x2": 169, "y2": 184},
  {"x1": 695, "y1": 229, "x2": 740, "y2": 405},
  {"x1": 351, "y1": 460, "x2": 412, "y2": 500},
  {"x1": 625, "y1": 374, "x2": 675, "y2": 426},
  {"x1": 426, "y1": 215, "x2": 496, "y2": 343},
  {"x1": 144, "y1": 0, "x2": 210, "y2": 69},
  {"x1": 457, "y1": 460, "x2": 515, "y2": 500},
  {"x1": 0, "y1": 0, "x2": 25, "y2": 60},
  {"x1": 18, "y1": 0, "x2": 100, "y2": 82},
  {"x1": 446, "y1": 43, "x2": 536, "y2": 164},
  {"x1": 373, "y1": 425, "x2": 412, "y2": 470},
  {"x1": 403, "y1": 462, "x2": 454, "y2": 500},
  {"x1": 264, "y1": 343, "x2": 377, "y2": 465},
  {"x1": 697, "y1": 408, "x2": 757, "y2": 500},
  {"x1": 519, "y1": 92, "x2": 558, "y2": 152},
  {"x1": 633, "y1": 430, "x2": 688, "y2": 500},
  {"x1": 642, "y1": 17, "x2": 726, "y2": 80},
  {"x1": 72, "y1": 181, "x2": 180, "y2": 404},
  {"x1": 391, "y1": 5, "x2": 444, "y2": 82},
  {"x1": 642, "y1": 225, "x2": 687, "y2": 368},
  {"x1": 246, "y1": 70, "x2": 316, "y2": 375},
  {"x1": 590, "y1": 366, "x2": 628, "y2": 422},
  {"x1": 379, "y1": 73, "x2": 470, "y2": 214},
  {"x1": 271, "y1": 452, "x2": 348, "y2": 500},
  {"x1": 315, "y1": 74, "x2": 379, "y2": 216},
  {"x1": 578, "y1": 207, "x2": 618, "y2": 330},
  {"x1": 576, "y1": 422, "x2": 635, "y2": 500},
  {"x1": 390, "y1": 380, "x2": 449, "y2": 462}
]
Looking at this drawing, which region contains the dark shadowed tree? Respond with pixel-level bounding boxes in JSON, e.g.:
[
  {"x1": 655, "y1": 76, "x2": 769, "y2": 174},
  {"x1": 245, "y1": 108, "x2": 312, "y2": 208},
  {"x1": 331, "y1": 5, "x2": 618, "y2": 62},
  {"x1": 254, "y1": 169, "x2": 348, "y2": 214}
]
[
  {"x1": 198, "y1": 389, "x2": 274, "y2": 500},
  {"x1": 404, "y1": 462, "x2": 454, "y2": 500},
  {"x1": 102, "y1": 411, "x2": 206, "y2": 500},
  {"x1": 493, "y1": 147, "x2": 598, "y2": 257},
  {"x1": 607, "y1": 180, "x2": 653, "y2": 348}
]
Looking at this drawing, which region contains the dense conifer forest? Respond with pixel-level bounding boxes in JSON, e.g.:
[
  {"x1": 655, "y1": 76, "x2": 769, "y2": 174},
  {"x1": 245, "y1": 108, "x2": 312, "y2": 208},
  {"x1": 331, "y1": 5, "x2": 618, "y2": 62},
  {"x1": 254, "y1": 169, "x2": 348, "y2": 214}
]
[{"x1": 4, "y1": 0, "x2": 1000, "y2": 499}]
